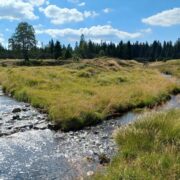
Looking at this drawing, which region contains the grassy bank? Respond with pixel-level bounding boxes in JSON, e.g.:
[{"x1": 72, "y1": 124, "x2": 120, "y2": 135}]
[
  {"x1": 150, "y1": 60, "x2": 180, "y2": 78},
  {"x1": 0, "y1": 58, "x2": 179, "y2": 131},
  {"x1": 93, "y1": 109, "x2": 180, "y2": 180}
]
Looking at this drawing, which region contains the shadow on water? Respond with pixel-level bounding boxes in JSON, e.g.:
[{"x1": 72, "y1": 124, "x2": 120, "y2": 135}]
[{"x1": 0, "y1": 86, "x2": 179, "y2": 179}]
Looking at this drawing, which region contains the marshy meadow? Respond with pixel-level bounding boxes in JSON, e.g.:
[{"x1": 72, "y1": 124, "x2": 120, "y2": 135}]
[{"x1": 0, "y1": 1, "x2": 180, "y2": 179}]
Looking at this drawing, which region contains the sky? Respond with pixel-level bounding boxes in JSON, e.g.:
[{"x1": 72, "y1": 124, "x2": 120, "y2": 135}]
[{"x1": 0, "y1": 0, "x2": 180, "y2": 47}]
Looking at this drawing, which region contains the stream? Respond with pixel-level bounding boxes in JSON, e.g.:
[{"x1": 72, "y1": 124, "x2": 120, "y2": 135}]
[{"x1": 0, "y1": 87, "x2": 179, "y2": 180}]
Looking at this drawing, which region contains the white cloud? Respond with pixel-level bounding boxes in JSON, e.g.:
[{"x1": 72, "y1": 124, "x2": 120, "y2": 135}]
[
  {"x1": 142, "y1": 8, "x2": 180, "y2": 27},
  {"x1": 78, "y1": 2, "x2": 86, "y2": 7},
  {"x1": 84, "y1": 11, "x2": 98, "y2": 18},
  {"x1": 140, "y1": 28, "x2": 152, "y2": 33},
  {"x1": 46, "y1": 1, "x2": 50, "y2": 5},
  {"x1": 36, "y1": 25, "x2": 150, "y2": 41},
  {"x1": 0, "y1": 0, "x2": 47, "y2": 21},
  {"x1": 103, "y1": 8, "x2": 112, "y2": 14},
  {"x1": 40, "y1": 5, "x2": 98, "y2": 25},
  {"x1": 25, "y1": 0, "x2": 46, "y2": 6}
]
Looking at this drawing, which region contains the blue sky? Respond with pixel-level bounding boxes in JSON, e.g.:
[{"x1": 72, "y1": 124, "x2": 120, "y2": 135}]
[{"x1": 0, "y1": 0, "x2": 180, "y2": 47}]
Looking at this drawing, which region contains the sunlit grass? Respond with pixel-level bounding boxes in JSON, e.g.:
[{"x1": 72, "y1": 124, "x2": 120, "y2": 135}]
[
  {"x1": 150, "y1": 59, "x2": 180, "y2": 78},
  {"x1": 93, "y1": 109, "x2": 180, "y2": 180},
  {"x1": 0, "y1": 58, "x2": 179, "y2": 130}
]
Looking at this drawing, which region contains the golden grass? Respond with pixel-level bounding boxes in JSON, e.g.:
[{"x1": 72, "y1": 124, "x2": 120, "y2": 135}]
[
  {"x1": 0, "y1": 58, "x2": 179, "y2": 130},
  {"x1": 150, "y1": 59, "x2": 180, "y2": 78}
]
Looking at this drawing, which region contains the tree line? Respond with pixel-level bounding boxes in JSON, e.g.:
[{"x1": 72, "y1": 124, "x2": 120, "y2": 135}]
[{"x1": 0, "y1": 22, "x2": 179, "y2": 61}]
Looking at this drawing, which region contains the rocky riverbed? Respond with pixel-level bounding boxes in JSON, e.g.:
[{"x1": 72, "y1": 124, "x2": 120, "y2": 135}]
[
  {"x1": 0, "y1": 87, "x2": 179, "y2": 179},
  {"x1": 0, "y1": 90, "x2": 49, "y2": 137}
]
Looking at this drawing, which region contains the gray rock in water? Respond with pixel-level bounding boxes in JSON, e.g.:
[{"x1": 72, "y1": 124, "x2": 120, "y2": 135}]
[
  {"x1": 34, "y1": 123, "x2": 48, "y2": 130},
  {"x1": 12, "y1": 108, "x2": 21, "y2": 113},
  {"x1": 93, "y1": 131, "x2": 99, "y2": 134},
  {"x1": 87, "y1": 171, "x2": 94, "y2": 176},
  {"x1": 12, "y1": 115, "x2": 20, "y2": 120},
  {"x1": 22, "y1": 108, "x2": 28, "y2": 112},
  {"x1": 102, "y1": 135, "x2": 108, "y2": 139}
]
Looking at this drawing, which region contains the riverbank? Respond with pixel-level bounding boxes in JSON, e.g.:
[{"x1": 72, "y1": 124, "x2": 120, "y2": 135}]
[
  {"x1": 0, "y1": 58, "x2": 179, "y2": 131},
  {"x1": 93, "y1": 108, "x2": 180, "y2": 180},
  {"x1": 0, "y1": 85, "x2": 179, "y2": 179}
]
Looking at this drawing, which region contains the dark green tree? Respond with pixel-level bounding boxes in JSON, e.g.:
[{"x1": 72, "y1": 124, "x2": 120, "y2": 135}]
[
  {"x1": 49, "y1": 39, "x2": 55, "y2": 58},
  {"x1": 54, "y1": 41, "x2": 62, "y2": 59},
  {"x1": 9, "y1": 22, "x2": 36, "y2": 61},
  {"x1": 64, "y1": 44, "x2": 73, "y2": 59},
  {"x1": 174, "y1": 38, "x2": 180, "y2": 59}
]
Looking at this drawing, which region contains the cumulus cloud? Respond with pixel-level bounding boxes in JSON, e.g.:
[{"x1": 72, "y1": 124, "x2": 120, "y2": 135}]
[
  {"x1": 84, "y1": 11, "x2": 98, "y2": 18},
  {"x1": 0, "y1": 0, "x2": 46, "y2": 21},
  {"x1": 39, "y1": 5, "x2": 98, "y2": 25},
  {"x1": 36, "y1": 25, "x2": 150, "y2": 41},
  {"x1": 25, "y1": 0, "x2": 46, "y2": 6},
  {"x1": 103, "y1": 8, "x2": 112, "y2": 14},
  {"x1": 142, "y1": 8, "x2": 180, "y2": 27}
]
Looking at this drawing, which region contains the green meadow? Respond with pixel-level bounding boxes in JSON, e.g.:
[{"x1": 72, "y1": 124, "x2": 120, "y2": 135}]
[{"x1": 0, "y1": 58, "x2": 179, "y2": 131}]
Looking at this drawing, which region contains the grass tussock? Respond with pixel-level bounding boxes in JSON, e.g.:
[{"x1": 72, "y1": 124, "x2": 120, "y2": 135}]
[
  {"x1": 93, "y1": 109, "x2": 180, "y2": 180},
  {"x1": 150, "y1": 60, "x2": 180, "y2": 78},
  {"x1": 0, "y1": 58, "x2": 179, "y2": 131}
]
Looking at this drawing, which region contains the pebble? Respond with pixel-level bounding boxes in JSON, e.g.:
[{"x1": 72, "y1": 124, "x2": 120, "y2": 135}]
[{"x1": 87, "y1": 171, "x2": 94, "y2": 176}]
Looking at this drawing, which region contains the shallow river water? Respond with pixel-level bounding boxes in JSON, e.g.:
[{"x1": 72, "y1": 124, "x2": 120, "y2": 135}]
[{"x1": 0, "y1": 87, "x2": 179, "y2": 180}]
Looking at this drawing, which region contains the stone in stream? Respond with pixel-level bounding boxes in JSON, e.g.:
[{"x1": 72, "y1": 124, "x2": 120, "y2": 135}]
[
  {"x1": 0, "y1": 128, "x2": 19, "y2": 136},
  {"x1": 87, "y1": 171, "x2": 94, "y2": 176},
  {"x1": 22, "y1": 108, "x2": 28, "y2": 112},
  {"x1": 102, "y1": 135, "x2": 108, "y2": 139},
  {"x1": 48, "y1": 123, "x2": 60, "y2": 131},
  {"x1": 13, "y1": 124, "x2": 34, "y2": 132},
  {"x1": 33, "y1": 123, "x2": 48, "y2": 130},
  {"x1": 94, "y1": 140, "x2": 101, "y2": 146},
  {"x1": 93, "y1": 131, "x2": 99, "y2": 135},
  {"x1": 12, "y1": 108, "x2": 21, "y2": 113},
  {"x1": 12, "y1": 115, "x2": 20, "y2": 120},
  {"x1": 6, "y1": 126, "x2": 13, "y2": 130}
]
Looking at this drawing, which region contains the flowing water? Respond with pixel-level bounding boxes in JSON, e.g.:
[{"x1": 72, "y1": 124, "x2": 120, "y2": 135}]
[{"x1": 0, "y1": 87, "x2": 179, "y2": 180}]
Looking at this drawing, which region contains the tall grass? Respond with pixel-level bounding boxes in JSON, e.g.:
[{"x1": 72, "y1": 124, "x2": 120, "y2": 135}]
[
  {"x1": 150, "y1": 60, "x2": 180, "y2": 78},
  {"x1": 0, "y1": 58, "x2": 179, "y2": 130},
  {"x1": 93, "y1": 109, "x2": 180, "y2": 180}
]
